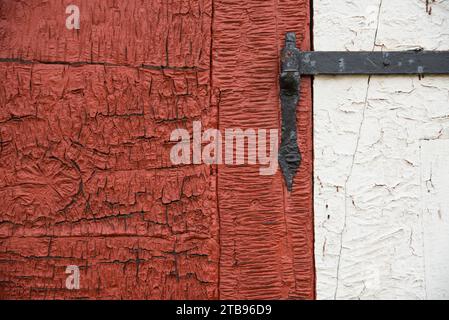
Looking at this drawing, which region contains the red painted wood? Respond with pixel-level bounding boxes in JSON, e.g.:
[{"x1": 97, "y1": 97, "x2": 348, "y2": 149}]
[
  {"x1": 0, "y1": 0, "x2": 314, "y2": 299},
  {"x1": 0, "y1": 0, "x2": 218, "y2": 300},
  {"x1": 213, "y1": 0, "x2": 314, "y2": 299}
]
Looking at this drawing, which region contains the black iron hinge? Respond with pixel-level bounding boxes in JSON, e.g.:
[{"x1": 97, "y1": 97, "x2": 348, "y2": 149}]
[{"x1": 279, "y1": 32, "x2": 449, "y2": 191}]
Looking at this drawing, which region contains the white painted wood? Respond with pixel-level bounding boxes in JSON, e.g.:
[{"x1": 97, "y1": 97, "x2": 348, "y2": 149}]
[
  {"x1": 314, "y1": 0, "x2": 449, "y2": 299},
  {"x1": 420, "y1": 140, "x2": 449, "y2": 300}
]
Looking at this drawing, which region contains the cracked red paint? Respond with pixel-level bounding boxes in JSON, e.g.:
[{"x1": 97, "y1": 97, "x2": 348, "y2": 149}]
[{"x1": 0, "y1": 0, "x2": 313, "y2": 299}]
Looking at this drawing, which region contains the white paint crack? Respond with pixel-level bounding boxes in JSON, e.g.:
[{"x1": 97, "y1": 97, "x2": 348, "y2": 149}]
[{"x1": 333, "y1": 0, "x2": 383, "y2": 300}]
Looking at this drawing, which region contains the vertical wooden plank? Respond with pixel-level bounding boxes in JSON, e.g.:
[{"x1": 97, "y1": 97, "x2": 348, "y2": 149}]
[
  {"x1": 420, "y1": 140, "x2": 449, "y2": 299},
  {"x1": 213, "y1": 0, "x2": 314, "y2": 299}
]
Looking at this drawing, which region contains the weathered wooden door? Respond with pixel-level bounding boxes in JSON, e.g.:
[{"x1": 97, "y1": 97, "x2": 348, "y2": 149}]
[{"x1": 0, "y1": 0, "x2": 314, "y2": 299}]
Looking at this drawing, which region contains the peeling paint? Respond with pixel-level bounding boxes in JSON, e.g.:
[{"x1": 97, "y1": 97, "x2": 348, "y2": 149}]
[{"x1": 314, "y1": 0, "x2": 449, "y2": 299}]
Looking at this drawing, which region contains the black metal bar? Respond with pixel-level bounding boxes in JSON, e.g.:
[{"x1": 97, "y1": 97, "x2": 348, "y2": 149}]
[
  {"x1": 299, "y1": 51, "x2": 449, "y2": 75},
  {"x1": 279, "y1": 32, "x2": 449, "y2": 191},
  {"x1": 279, "y1": 32, "x2": 302, "y2": 192}
]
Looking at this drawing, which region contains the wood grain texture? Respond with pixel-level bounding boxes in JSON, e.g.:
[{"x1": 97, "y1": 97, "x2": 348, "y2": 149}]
[
  {"x1": 0, "y1": 0, "x2": 314, "y2": 299},
  {"x1": 313, "y1": 0, "x2": 449, "y2": 300},
  {"x1": 0, "y1": 0, "x2": 212, "y2": 68},
  {"x1": 213, "y1": 0, "x2": 314, "y2": 299},
  {"x1": 0, "y1": 0, "x2": 218, "y2": 299}
]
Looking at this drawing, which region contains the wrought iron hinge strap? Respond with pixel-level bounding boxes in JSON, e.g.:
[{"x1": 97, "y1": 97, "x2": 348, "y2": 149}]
[
  {"x1": 279, "y1": 32, "x2": 449, "y2": 192},
  {"x1": 300, "y1": 51, "x2": 449, "y2": 75}
]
